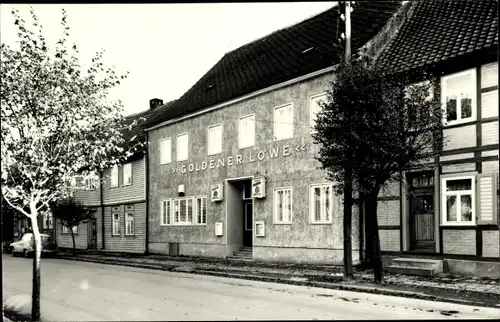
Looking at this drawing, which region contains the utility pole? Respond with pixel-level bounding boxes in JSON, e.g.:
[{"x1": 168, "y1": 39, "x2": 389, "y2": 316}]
[{"x1": 342, "y1": 0, "x2": 354, "y2": 281}]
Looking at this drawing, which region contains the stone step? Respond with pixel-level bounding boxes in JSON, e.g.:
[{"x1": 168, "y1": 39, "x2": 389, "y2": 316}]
[
  {"x1": 227, "y1": 256, "x2": 253, "y2": 262},
  {"x1": 236, "y1": 249, "x2": 253, "y2": 254},
  {"x1": 391, "y1": 258, "x2": 443, "y2": 272},
  {"x1": 387, "y1": 265, "x2": 435, "y2": 277},
  {"x1": 233, "y1": 252, "x2": 253, "y2": 258}
]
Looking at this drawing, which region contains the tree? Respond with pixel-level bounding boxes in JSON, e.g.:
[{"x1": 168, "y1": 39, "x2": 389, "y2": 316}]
[
  {"x1": 313, "y1": 61, "x2": 443, "y2": 284},
  {"x1": 51, "y1": 197, "x2": 95, "y2": 256},
  {"x1": 1, "y1": 7, "x2": 143, "y2": 321}
]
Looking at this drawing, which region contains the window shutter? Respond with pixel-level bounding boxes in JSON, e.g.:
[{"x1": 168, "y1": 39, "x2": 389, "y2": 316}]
[{"x1": 477, "y1": 173, "x2": 498, "y2": 225}]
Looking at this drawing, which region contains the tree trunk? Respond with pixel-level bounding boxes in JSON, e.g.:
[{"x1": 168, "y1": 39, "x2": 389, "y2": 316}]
[
  {"x1": 29, "y1": 207, "x2": 41, "y2": 322},
  {"x1": 70, "y1": 226, "x2": 76, "y2": 256},
  {"x1": 343, "y1": 169, "x2": 353, "y2": 280},
  {"x1": 365, "y1": 191, "x2": 384, "y2": 284}
]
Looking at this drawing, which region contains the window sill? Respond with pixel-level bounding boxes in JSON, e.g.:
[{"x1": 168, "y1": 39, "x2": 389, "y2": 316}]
[
  {"x1": 162, "y1": 224, "x2": 207, "y2": 227},
  {"x1": 310, "y1": 221, "x2": 333, "y2": 225},
  {"x1": 273, "y1": 222, "x2": 292, "y2": 225},
  {"x1": 274, "y1": 136, "x2": 293, "y2": 142},
  {"x1": 123, "y1": 183, "x2": 132, "y2": 187},
  {"x1": 444, "y1": 118, "x2": 476, "y2": 128},
  {"x1": 111, "y1": 234, "x2": 121, "y2": 237},
  {"x1": 160, "y1": 162, "x2": 172, "y2": 165},
  {"x1": 207, "y1": 152, "x2": 222, "y2": 157},
  {"x1": 440, "y1": 224, "x2": 476, "y2": 228}
]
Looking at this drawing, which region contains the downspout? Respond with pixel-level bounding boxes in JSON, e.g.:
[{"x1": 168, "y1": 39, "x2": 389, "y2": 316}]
[
  {"x1": 100, "y1": 170, "x2": 105, "y2": 250},
  {"x1": 145, "y1": 132, "x2": 150, "y2": 255}
]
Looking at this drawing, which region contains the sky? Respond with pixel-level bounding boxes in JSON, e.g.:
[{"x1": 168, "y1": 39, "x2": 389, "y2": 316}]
[{"x1": 0, "y1": 3, "x2": 336, "y2": 116}]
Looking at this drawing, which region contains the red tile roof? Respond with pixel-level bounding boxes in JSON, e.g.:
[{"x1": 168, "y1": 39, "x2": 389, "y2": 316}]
[
  {"x1": 145, "y1": 1, "x2": 403, "y2": 128},
  {"x1": 376, "y1": 0, "x2": 498, "y2": 73}
]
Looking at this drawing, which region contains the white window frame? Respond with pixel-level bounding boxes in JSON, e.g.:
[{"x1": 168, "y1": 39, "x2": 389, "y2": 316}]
[
  {"x1": 160, "y1": 137, "x2": 172, "y2": 164},
  {"x1": 42, "y1": 211, "x2": 53, "y2": 229},
  {"x1": 238, "y1": 114, "x2": 255, "y2": 149},
  {"x1": 440, "y1": 68, "x2": 477, "y2": 126},
  {"x1": 160, "y1": 199, "x2": 172, "y2": 226},
  {"x1": 85, "y1": 172, "x2": 99, "y2": 191},
  {"x1": 176, "y1": 132, "x2": 189, "y2": 161},
  {"x1": 62, "y1": 224, "x2": 68, "y2": 234},
  {"x1": 110, "y1": 166, "x2": 119, "y2": 188},
  {"x1": 310, "y1": 93, "x2": 327, "y2": 133},
  {"x1": 309, "y1": 183, "x2": 334, "y2": 224},
  {"x1": 112, "y1": 212, "x2": 120, "y2": 236},
  {"x1": 273, "y1": 102, "x2": 294, "y2": 141},
  {"x1": 273, "y1": 187, "x2": 293, "y2": 224},
  {"x1": 123, "y1": 163, "x2": 132, "y2": 186},
  {"x1": 196, "y1": 196, "x2": 208, "y2": 225},
  {"x1": 161, "y1": 196, "x2": 208, "y2": 226},
  {"x1": 441, "y1": 175, "x2": 476, "y2": 226},
  {"x1": 207, "y1": 123, "x2": 223, "y2": 156},
  {"x1": 72, "y1": 225, "x2": 78, "y2": 235},
  {"x1": 125, "y1": 212, "x2": 134, "y2": 236}
]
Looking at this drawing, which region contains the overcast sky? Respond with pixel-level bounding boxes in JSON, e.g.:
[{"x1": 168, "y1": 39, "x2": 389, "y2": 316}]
[{"x1": 1, "y1": 3, "x2": 336, "y2": 116}]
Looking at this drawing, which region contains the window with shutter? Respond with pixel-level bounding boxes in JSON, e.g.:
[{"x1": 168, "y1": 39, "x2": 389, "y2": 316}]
[{"x1": 477, "y1": 173, "x2": 498, "y2": 225}]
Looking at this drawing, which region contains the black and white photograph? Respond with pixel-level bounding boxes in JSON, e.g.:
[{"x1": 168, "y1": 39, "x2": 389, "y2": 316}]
[{"x1": 1, "y1": 1, "x2": 499, "y2": 321}]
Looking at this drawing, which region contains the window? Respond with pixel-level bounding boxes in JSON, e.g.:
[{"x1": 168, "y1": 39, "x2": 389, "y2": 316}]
[
  {"x1": 62, "y1": 224, "x2": 68, "y2": 234},
  {"x1": 208, "y1": 124, "x2": 223, "y2": 155},
  {"x1": 441, "y1": 176, "x2": 475, "y2": 225},
  {"x1": 42, "y1": 211, "x2": 53, "y2": 229},
  {"x1": 123, "y1": 163, "x2": 132, "y2": 186},
  {"x1": 176, "y1": 133, "x2": 188, "y2": 161},
  {"x1": 71, "y1": 175, "x2": 86, "y2": 190},
  {"x1": 110, "y1": 166, "x2": 119, "y2": 188},
  {"x1": 196, "y1": 196, "x2": 207, "y2": 224},
  {"x1": 310, "y1": 93, "x2": 327, "y2": 133},
  {"x1": 161, "y1": 199, "x2": 172, "y2": 225},
  {"x1": 274, "y1": 103, "x2": 293, "y2": 141},
  {"x1": 161, "y1": 196, "x2": 207, "y2": 225},
  {"x1": 405, "y1": 81, "x2": 434, "y2": 125},
  {"x1": 310, "y1": 184, "x2": 334, "y2": 224},
  {"x1": 238, "y1": 115, "x2": 255, "y2": 148},
  {"x1": 72, "y1": 225, "x2": 78, "y2": 235},
  {"x1": 274, "y1": 187, "x2": 292, "y2": 224},
  {"x1": 85, "y1": 173, "x2": 99, "y2": 190},
  {"x1": 112, "y1": 213, "x2": 120, "y2": 235},
  {"x1": 441, "y1": 68, "x2": 476, "y2": 125},
  {"x1": 160, "y1": 138, "x2": 172, "y2": 164},
  {"x1": 125, "y1": 213, "x2": 134, "y2": 235}
]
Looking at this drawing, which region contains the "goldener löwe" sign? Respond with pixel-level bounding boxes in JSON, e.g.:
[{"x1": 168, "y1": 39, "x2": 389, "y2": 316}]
[{"x1": 171, "y1": 143, "x2": 307, "y2": 174}]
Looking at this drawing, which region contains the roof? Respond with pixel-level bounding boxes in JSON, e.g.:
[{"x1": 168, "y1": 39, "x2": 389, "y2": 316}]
[
  {"x1": 145, "y1": 1, "x2": 403, "y2": 128},
  {"x1": 376, "y1": 0, "x2": 498, "y2": 73}
]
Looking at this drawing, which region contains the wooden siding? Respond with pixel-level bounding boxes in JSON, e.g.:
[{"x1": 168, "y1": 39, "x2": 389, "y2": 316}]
[
  {"x1": 440, "y1": 153, "x2": 474, "y2": 162},
  {"x1": 56, "y1": 219, "x2": 88, "y2": 250},
  {"x1": 377, "y1": 200, "x2": 400, "y2": 226},
  {"x1": 481, "y1": 90, "x2": 498, "y2": 118},
  {"x1": 481, "y1": 61, "x2": 498, "y2": 89},
  {"x1": 102, "y1": 157, "x2": 146, "y2": 205},
  {"x1": 442, "y1": 125, "x2": 476, "y2": 151},
  {"x1": 441, "y1": 163, "x2": 476, "y2": 174},
  {"x1": 73, "y1": 181, "x2": 101, "y2": 206},
  {"x1": 481, "y1": 122, "x2": 499, "y2": 146},
  {"x1": 379, "y1": 230, "x2": 400, "y2": 252},
  {"x1": 103, "y1": 202, "x2": 146, "y2": 253},
  {"x1": 482, "y1": 230, "x2": 500, "y2": 258},
  {"x1": 482, "y1": 161, "x2": 500, "y2": 174}
]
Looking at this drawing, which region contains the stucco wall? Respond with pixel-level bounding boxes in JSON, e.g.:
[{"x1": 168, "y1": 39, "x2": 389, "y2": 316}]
[{"x1": 147, "y1": 72, "x2": 360, "y2": 260}]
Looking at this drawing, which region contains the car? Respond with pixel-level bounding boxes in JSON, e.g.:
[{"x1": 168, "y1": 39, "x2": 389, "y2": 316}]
[{"x1": 10, "y1": 233, "x2": 57, "y2": 258}]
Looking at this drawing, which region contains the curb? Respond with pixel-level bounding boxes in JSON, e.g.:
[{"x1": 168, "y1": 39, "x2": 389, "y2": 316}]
[{"x1": 56, "y1": 255, "x2": 498, "y2": 308}]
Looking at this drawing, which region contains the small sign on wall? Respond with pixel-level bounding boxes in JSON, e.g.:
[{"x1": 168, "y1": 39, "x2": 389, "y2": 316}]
[
  {"x1": 215, "y1": 222, "x2": 223, "y2": 236},
  {"x1": 255, "y1": 221, "x2": 265, "y2": 237}
]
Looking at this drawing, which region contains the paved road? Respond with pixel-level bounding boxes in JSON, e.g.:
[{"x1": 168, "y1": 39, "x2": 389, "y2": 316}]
[{"x1": 3, "y1": 255, "x2": 499, "y2": 321}]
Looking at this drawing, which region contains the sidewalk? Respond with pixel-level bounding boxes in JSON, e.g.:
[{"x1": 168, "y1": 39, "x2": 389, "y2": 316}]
[{"x1": 56, "y1": 251, "x2": 500, "y2": 308}]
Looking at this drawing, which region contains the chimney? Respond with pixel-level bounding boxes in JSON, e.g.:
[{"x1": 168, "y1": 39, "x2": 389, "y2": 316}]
[{"x1": 149, "y1": 98, "x2": 163, "y2": 110}]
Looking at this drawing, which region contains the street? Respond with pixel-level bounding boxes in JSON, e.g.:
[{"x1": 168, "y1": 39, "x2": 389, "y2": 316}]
[{"x1": 3, "y1": 255, "x2": 500, "y2": 321}]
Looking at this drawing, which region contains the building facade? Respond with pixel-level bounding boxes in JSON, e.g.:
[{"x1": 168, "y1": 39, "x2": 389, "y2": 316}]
[
  {"x1": 55, "y1": 105, "x2": 156, "y2": 254},
  {"x1": 374, "y1": 0, "x2": 499, "y2": 274},
  {"x1": 144, "y1": 2, "x2": 403, "y2": 263}
]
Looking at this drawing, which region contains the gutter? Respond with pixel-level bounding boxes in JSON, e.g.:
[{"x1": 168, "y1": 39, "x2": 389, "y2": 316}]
[
  {"x1": 100, "y1": 170, "x2": 105, "y2": 250},
  {"x1": 144, "y1": 132, "x2": 150, "y2": 255},
  {"x1": 145, "y1": 65, "x2": 335, "y2": 131}
]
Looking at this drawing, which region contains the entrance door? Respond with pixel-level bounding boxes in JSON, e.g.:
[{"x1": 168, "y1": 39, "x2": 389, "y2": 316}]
[
  {"x1": 410, "y1": 193, "x2": 435, "y2": 251},
  {"x1": 242, "y1": 200, "x2": 253, "y2": 247},
  {"x1": 88, "y1": 218, "x2": 97, "y2": 249}
]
